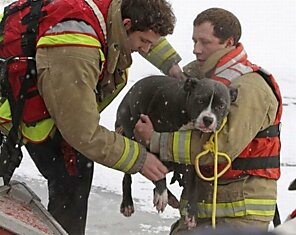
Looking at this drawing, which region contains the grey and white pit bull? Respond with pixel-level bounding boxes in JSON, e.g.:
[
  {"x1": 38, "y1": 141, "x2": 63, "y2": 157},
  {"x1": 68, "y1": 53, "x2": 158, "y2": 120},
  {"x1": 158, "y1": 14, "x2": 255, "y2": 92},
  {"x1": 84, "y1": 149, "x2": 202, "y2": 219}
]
[{"x1": 116, "y1": 75, "x2": 237, "y2": 227}]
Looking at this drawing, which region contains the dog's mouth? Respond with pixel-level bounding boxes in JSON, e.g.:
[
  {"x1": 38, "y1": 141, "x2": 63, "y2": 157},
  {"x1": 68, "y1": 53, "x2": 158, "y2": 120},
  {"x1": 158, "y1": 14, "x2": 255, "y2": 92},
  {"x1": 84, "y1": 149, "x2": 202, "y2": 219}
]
[
  {"x1": 196, "y1": 125, "x2": 216, "y2": 133},
  {"x1": 194, "y1": 115, "x2": 218, "y2": 133},
  {"x1": 197, "y1": 127, "x2": 215, "y2": 133}
]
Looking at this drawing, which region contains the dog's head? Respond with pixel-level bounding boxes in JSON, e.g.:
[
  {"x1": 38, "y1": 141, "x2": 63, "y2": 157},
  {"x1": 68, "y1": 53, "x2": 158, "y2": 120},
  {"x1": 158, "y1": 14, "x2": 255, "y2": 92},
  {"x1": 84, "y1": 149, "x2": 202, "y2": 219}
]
[{"x1": 183, "y1": 78, "x2": 237, "y2": 133}]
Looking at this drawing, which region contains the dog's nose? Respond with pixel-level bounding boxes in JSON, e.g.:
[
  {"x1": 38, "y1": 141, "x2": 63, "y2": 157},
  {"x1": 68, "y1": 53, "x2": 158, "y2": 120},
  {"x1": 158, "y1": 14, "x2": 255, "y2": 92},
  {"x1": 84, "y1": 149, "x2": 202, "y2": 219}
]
[{"x1": 203, "y1": 116, "x2": 214, "y2": 127}]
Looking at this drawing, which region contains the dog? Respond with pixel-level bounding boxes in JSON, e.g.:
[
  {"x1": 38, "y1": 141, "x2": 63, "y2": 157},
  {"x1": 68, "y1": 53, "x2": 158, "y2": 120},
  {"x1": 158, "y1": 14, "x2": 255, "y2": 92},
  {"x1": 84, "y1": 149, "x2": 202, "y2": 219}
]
[{"x1": 115, "y1": 75, "x2": 237, "y2": 227}]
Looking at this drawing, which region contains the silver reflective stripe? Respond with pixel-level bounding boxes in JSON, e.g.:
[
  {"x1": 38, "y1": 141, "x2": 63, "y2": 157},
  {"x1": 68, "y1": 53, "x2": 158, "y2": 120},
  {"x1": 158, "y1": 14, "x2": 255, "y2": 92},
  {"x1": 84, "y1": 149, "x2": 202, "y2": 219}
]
[
  {"x1": 160, "y1": 132, "x2": 170, "y2": 161},
  {"x1": 46, "y1": 20, "x2": 97, "y2": 36},
  {"x1": 217, "y1": 68, "x2": 241, "y2": 81},
  {"x1": 84, "y1": 0, "x2": 107, "y2": 41},
  {"x1": 215, "y1": 49, "x2": 246, "y2": 74},
  {"x1": 216, "y1": 62, "x2": 254, "y2": 82}
]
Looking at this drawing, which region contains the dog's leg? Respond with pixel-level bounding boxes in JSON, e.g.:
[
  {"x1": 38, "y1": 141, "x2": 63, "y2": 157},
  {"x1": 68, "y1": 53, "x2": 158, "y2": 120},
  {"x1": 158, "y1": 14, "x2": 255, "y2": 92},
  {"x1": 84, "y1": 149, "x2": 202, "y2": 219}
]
[
  {"x1": 120, "y1": 173, "x2": 135, "y2": 217},
  {"x1": 167, "y1": 189, "x2": 180, "y2": 209},
  {"x1": 184, "y1": 166, "x2": 198, "y2": 229},
  {"x1": 153, "y1": 178, "x2": 168, "y2": 212}
]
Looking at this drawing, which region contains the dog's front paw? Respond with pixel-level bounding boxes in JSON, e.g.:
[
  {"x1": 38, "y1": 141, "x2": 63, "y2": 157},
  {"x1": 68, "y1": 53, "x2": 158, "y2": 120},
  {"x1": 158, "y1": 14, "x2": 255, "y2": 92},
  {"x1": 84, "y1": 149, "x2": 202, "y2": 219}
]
[
  {"x1": 120, "y1": 202, "x2": 135, "y2": 217},
  {"x1": 153, "y1": 189, "x2": 168, "y2": 212},
  {"x1": 184, "y1": 214, "x2": 197, "y2": 229}
]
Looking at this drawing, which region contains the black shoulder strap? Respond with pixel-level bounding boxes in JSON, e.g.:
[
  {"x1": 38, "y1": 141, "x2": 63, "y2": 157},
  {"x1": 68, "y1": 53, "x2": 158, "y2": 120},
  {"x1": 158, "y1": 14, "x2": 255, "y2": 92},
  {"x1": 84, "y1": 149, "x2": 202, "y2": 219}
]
[
  {"x1": 255, "y1": 69, "x2": 281, "y2": 138},
  {"x1": 255, "y1": 124, "x2": 281, "y2": 138},
  {"x1": 21, "y1": 0, "x2": 48, "y2": 56},
  {"x1": 1, "y1": 0, "x2": 51, "y2": 56},
  {"x1": 0, "y1": 1, "x2": 32, "y2": 35},
  {"x1": 0, "y1": 0, "x2": 49, "y2": 185}
]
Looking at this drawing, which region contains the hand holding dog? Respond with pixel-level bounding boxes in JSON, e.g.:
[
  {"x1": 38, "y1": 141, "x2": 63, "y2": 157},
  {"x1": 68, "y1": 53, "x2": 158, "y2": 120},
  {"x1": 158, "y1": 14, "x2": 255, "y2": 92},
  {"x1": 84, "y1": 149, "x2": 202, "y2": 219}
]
[
  {"x1": 140, "y1": 152, "x2": 168, "y2": 181},
  {"x1": 134, "y1": 114, "x2": 154, "y2": 147}
]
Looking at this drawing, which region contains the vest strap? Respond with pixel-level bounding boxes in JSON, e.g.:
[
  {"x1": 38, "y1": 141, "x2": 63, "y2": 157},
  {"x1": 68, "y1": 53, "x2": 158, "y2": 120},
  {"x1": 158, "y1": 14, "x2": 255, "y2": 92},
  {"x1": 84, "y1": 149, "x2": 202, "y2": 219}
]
[
  {"x1": 255, "y1": 124, "x2": 281, "y2": 138},
  {"x1": 21, "y1": 0, "x2": 47, "y2": 56},
  {"x1": 84, "y1": 0, "x2": 107, "y2": 42},
  {"x1": 232, "y1": 155, "x2": 280, "y2": 170}
]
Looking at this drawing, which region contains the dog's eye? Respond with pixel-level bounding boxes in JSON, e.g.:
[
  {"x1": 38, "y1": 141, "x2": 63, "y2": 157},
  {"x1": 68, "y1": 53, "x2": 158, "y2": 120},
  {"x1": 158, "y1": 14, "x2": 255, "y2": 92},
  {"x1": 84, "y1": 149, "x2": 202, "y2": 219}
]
[
  {"x1": 196, "y1": 98, "x2": 203, "y2": 104},
  {"x1": 215, "y1": 103, "x2": 226, "y2": 110}
]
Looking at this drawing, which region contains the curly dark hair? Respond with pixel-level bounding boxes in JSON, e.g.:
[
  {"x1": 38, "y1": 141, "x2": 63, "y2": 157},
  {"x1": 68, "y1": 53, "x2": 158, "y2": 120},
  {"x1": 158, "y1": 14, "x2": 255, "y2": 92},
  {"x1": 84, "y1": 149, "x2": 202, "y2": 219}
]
[
  {"x1": 121, "y1": 0, "x2": 176, "y2": 36},
  {"x1": 193, "y1": 8, "x2": 241, "y2": 45}
]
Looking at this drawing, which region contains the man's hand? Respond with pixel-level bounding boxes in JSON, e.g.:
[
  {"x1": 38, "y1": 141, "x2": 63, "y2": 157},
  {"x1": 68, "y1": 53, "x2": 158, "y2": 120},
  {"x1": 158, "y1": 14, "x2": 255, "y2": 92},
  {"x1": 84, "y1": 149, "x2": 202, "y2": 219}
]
[
  {"x1": 115, "y1": 126, "x2": 124, "y2": 135},
  {"x1": 134, "y1": 114, "x2": 154, "y2": 148},
  {"x1": 168, "y1": 64, "x2": 186, "y2": 80},
  {"x1": 140, "y1": 152, "x2": 168, "y2": 181}
]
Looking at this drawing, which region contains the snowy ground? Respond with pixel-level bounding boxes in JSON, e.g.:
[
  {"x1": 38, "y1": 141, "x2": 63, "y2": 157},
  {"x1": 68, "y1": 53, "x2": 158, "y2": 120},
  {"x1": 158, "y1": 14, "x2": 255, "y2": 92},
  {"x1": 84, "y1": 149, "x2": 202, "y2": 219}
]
[{"x1": 2, "y1": 0, "x2": 296, "y2": 234}]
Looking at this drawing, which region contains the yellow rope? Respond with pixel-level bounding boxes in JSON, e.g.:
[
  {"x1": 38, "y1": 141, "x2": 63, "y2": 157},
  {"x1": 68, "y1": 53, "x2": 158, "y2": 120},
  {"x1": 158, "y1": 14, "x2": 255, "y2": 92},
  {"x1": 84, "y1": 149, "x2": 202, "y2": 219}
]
[{"x1": 194, "y1": 117, "x2": 232, "y2": 228}]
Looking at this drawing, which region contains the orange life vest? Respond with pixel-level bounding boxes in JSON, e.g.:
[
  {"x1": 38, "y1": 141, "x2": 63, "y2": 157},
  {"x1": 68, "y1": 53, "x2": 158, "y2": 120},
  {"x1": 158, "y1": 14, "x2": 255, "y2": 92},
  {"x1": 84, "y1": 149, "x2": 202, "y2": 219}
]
[
  {"x1": 201, "y1": 43, "x2": 282, "y2": 180},
  {"x1": 0, "y1": 0, "x2": 111, "y2": 124}
]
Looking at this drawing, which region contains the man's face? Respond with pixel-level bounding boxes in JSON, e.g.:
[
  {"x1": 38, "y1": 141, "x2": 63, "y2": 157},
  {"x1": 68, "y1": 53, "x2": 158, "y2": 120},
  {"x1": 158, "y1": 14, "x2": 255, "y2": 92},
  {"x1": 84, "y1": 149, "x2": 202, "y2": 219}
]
[
  {"x1": 128, "y1": 30, "x2": 161, "y2": 53},
  {"x1": 192, "y1": 21, "x2": 229, "y2": 66}
]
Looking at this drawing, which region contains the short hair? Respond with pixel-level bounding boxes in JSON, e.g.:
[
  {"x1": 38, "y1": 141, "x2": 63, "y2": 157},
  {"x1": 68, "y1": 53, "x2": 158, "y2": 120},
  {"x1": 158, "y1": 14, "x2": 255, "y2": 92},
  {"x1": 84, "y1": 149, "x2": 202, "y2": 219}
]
[
  {"x1": 121, "y1": 0, "x2": 176, "y2": 36},
  {"x1": 193, "y1": 8, "x2": 241, "y2": 45}
]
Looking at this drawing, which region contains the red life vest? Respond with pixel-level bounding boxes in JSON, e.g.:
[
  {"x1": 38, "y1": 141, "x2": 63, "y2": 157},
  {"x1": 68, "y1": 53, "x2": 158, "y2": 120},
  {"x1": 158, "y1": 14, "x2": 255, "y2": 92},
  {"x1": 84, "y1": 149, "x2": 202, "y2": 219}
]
[
  {"x1": 200, "y1": 44, "x2": 282, "y2": 180},
  {"x1": 0, "y1": 0, "x2": 111, "y2": 124}
]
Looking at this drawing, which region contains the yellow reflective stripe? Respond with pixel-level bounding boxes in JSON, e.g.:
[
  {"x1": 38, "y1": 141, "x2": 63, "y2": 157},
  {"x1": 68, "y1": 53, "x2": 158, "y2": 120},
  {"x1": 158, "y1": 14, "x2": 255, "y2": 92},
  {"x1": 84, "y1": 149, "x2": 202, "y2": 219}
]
[
  {"x1": 173, "y1": 131, "x2": 191, "y2": 164},
  {"x1": 21, "y1": 119, "x2": 55, "y2": 143},
  {"x1": 37, "y1": 33, "x2": 101, "y2": 48},
  {"x1": 173, "y1": 132, "x2": 180, "y2": 162},
  {"x1": 180, "y1": 198, "x2": 276, "y2": 218},
  {"x1": 99, "y1": 48, "x2": 105, "y2": 63},
  {"x1": 0, "y1": 100, "x2": 12, "y2": 122},
  {"x1": 0, "y1": 99, "x2": 54, "y2": 142},
  {"x1": 113, "y1": 137, "x2": 139, "y2": 172},
  {"x1": 245, "y1": 198, "x2": 276, "y2": 205},
  {"x1": 145, "y1": 38, "x2": 175, "y2": 68},
  {"x1": 244, "y1": 198, "x2": 276, "y2": 216}
]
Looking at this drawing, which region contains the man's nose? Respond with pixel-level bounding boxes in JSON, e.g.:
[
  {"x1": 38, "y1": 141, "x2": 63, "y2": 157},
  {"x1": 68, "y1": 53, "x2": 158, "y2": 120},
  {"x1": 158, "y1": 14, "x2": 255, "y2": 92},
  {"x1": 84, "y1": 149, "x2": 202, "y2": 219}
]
[
  {"x1": 141, "y1": 43, "x2": 152, "y2": 53},
  {"x1": 193, "y1": 41, "x2": 202, "y2": 55}
]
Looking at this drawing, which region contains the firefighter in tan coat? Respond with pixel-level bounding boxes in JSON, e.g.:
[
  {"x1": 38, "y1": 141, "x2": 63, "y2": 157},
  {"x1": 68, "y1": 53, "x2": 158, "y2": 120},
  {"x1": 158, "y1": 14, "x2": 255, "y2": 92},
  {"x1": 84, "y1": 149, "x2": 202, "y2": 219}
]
[
  {"x1": 0, "y1": 0, "x2": 182, "y2": 234},
  {"x1": 134, "y1": 8, "x2": 282, "y2": 233}
]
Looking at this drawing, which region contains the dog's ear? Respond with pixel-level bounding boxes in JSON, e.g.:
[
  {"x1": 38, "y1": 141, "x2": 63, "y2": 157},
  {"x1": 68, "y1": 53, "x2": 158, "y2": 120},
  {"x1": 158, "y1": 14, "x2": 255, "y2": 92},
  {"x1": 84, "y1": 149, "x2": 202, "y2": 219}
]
[
  {"x1": 229, "y1": 85, "x2": 238, "y2": 103},
  {"x1": 184, "y1": 78, "x2": 199, "y2": 93}
]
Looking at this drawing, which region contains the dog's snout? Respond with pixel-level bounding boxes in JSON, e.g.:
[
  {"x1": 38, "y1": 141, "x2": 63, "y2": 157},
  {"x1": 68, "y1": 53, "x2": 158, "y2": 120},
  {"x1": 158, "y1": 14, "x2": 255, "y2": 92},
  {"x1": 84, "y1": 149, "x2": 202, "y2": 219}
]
[{"x1": 203, "y1": 116, "x2": 214, "y2": 127}]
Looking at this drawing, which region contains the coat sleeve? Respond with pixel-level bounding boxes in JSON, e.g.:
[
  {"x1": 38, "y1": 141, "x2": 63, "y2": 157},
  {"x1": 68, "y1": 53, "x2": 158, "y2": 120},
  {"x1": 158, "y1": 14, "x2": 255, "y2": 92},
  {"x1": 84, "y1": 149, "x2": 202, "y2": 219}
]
[
  {"x1": 140, "y1": 38, "x2": 182, "y2": 75},
  {"x1": 36, "y1": 46, "x2": 147, "y2": 174},
  {"x1": 153, "y1": 73, "x2": 279, "y2": 165}
]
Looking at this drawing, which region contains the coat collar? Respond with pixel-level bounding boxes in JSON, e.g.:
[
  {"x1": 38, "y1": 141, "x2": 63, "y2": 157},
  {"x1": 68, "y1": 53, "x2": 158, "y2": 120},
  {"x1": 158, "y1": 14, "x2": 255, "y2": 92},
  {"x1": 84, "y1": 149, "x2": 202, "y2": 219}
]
[{"x1": 106, "y1": 0, "x2": 132, "y2": 74}]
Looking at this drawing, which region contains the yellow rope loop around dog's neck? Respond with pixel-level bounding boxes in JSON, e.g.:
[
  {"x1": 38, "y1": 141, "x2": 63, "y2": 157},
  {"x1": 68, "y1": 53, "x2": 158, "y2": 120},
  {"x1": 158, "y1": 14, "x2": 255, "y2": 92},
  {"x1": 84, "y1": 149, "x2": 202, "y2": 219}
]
[{"x1": 194, "y1": 117, "x2": 232, "y2": 228}]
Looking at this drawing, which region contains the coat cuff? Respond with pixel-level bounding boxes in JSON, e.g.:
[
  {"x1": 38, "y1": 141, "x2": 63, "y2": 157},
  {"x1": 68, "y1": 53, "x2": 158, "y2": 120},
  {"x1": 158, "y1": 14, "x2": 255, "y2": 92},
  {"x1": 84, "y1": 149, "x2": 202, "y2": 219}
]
[
  {"x1": 140, "y1": 38, "x2": 182, "y2": 75},
  {"x1": 150, "y1": 131, "x2": 161, "y2": 153},
  {"x1": 159, "y1": 132, "x2": 172, "y2": 162},
  {"x1": 127, "y1": 144, "x2": 147, "y2": 174}
]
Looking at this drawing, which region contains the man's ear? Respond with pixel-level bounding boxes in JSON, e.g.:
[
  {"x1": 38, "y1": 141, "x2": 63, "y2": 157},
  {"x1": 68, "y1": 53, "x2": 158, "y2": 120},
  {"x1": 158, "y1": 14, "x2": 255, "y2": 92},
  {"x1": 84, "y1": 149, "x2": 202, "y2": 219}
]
[
  {"x1": 123, "y1": 18, "x2": 132, "y2": 31},
  {"x1": 225, "y1": 37, "x2": 234, "y2": 47}
]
